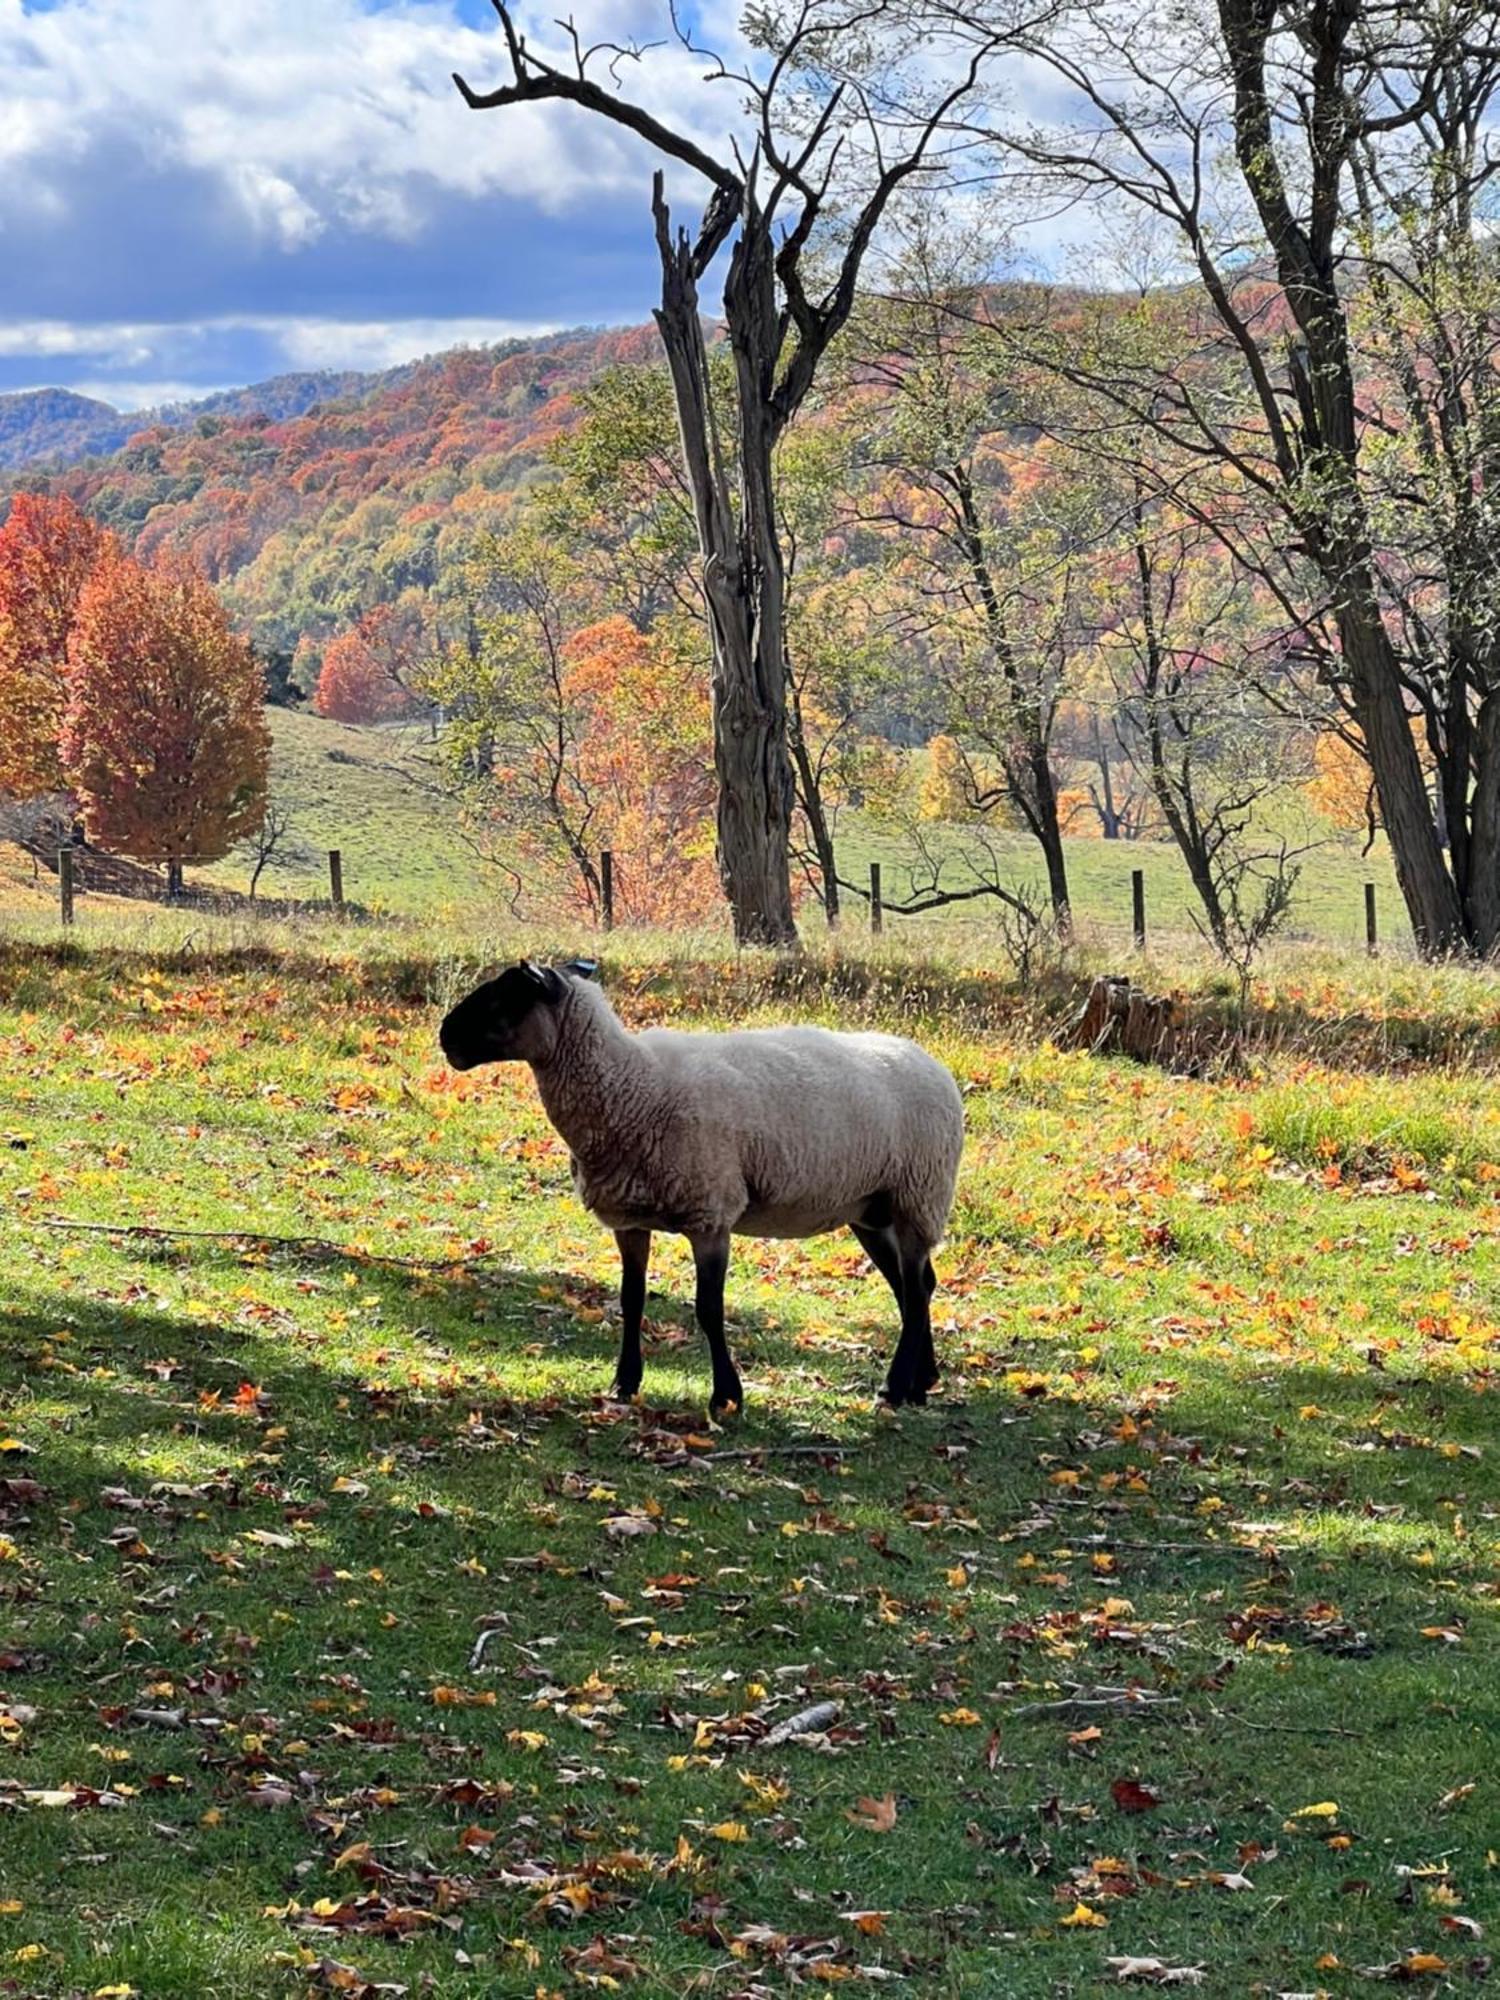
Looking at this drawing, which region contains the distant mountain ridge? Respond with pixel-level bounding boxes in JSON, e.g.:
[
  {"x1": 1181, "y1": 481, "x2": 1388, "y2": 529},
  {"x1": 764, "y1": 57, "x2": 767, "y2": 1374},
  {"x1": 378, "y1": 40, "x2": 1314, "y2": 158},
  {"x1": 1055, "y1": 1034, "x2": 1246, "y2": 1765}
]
[
  {"x1": 9, "y1": 322, "x2": 664, "y2": 666},
  {"x1": 0, "y1": 370, "x2": 384, "y2": 472}
]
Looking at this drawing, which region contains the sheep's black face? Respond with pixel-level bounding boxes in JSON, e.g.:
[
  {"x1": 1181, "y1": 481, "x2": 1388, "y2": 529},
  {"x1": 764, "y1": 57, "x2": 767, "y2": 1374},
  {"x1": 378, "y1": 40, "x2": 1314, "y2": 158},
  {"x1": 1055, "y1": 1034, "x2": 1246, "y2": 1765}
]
[{"x1": 439, "y1": 962, "x2": 560, "y2": 1070}]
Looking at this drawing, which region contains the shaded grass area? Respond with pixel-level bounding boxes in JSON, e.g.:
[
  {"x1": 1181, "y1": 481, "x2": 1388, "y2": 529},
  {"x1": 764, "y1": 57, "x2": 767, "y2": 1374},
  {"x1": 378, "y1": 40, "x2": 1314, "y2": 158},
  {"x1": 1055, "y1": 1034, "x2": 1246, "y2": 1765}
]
[{"x1": 0, "y1": 921, "x2": 1497, "y2": 1998}]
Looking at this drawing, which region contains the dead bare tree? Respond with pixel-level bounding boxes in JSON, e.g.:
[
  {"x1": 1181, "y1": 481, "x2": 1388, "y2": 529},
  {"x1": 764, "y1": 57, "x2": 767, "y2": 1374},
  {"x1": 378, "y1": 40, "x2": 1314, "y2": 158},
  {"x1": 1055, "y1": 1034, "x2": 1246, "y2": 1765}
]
[
  {"x1": 453, "y1": 0, "x2": 1026, "y2": 945},
  {"x1": 245, "y1": 804, "x2": 291, "y2": 901}
]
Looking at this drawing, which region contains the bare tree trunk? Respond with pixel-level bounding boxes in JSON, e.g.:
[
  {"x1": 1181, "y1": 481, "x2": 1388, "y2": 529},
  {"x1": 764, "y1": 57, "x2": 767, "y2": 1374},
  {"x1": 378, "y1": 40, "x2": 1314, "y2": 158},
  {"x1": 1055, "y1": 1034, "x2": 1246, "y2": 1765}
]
[
  {"x1": 1465, "y1": 696, "x2": 1500, "y2": 954},
  {"x1": 653, "y1": 181, "x2": 797, "y2": 948},
  {"x1": 951, "y1": 465, "x2": 1071, "y2": 933},
  {"x1": 1341, "y1": 614, "x2": 1466, "y2": 953},
  {"x1": 789, "y1": 707, "x2": 840, "y2": 927},
  {"x1": 1091, "y1": 718, "x2": 1122, "y2": 839}
]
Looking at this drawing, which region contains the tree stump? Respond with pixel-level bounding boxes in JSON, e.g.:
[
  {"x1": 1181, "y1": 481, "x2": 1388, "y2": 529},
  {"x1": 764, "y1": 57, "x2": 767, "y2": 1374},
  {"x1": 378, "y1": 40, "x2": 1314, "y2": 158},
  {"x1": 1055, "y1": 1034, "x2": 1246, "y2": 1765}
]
[{"x1": 1059, "y1": 975, "x2": 1187, "y2": 1069}]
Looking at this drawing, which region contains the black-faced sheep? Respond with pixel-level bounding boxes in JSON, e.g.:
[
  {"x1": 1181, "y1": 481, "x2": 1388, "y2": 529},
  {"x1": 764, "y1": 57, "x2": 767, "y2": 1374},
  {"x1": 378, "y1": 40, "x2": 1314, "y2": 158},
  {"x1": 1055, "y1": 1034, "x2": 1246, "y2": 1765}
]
[{"x1": 439, "y1": 960, "x2": 964, "y2": 1412}]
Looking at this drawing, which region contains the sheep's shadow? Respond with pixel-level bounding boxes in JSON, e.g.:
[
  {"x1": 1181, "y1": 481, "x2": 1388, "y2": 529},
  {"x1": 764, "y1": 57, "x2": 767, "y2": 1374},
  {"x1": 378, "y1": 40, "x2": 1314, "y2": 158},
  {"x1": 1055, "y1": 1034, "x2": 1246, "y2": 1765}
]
[{"x1": 13, "y1": 1226, "x2": 918, "y2": 1418}]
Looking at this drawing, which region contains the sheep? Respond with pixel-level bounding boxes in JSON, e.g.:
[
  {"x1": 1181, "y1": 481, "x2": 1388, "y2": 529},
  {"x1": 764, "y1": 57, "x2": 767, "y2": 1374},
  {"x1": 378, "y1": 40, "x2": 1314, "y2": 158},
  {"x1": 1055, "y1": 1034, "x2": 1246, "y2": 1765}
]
[{"x1": 439, "y1": 958, "x2": 964, "y2": 1413}]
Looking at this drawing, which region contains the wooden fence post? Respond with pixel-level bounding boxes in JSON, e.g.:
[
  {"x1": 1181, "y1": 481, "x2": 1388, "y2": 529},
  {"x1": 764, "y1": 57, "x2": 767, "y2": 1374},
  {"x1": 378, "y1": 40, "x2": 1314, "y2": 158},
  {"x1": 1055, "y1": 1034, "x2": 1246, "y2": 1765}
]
[
  {"x1": 869, "y1": 861, "x2": 883, "y2": 935},
  {"x1": 1131, "y1": 867, "x2": 1146, "y2": 949},
  {"x1": 58, "y1": 847, "x2": 75, "y2": 928},
  {"x1": 600, "y1": 850, "x2": 615, "y2": 932},
  {"x1": 328, "y1": 849, "x2": 344, "y2": 911},
  {"x1": 1365, "y1": 881, "x2": 1377, "y2": 957}
]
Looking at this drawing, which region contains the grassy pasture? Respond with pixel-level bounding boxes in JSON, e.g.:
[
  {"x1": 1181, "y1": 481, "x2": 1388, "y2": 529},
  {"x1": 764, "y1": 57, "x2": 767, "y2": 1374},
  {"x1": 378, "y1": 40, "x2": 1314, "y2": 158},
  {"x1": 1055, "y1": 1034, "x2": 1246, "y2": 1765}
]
[
  {"x1": 178, "y1": 708, "x2": 1408, "y2": 949},
  {"x1": 0, "y1": 909, "x2": 1496, "y2": 1998}
]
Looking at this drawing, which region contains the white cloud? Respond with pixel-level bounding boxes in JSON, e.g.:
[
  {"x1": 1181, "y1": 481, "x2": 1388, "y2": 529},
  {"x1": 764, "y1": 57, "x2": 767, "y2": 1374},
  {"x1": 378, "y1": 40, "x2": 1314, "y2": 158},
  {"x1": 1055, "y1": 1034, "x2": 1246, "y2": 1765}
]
[
  {"x1": 0, "y1": 312, "x2": 573, "y2": 399},
  {"x1": 0, "y1": 0, "x2": 748, "y2": 238}
]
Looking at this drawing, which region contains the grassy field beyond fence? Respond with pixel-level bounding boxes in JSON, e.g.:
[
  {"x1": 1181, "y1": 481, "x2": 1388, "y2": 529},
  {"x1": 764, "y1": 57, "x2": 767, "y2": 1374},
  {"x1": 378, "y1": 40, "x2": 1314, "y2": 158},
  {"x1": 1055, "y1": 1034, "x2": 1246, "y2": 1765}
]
[
  {"x1": 0, "y1": 905, "x2": 1495, "y2": 1997},
  {"x1": 108, "y1": 708, "x2": 1411, "y2": 952}
]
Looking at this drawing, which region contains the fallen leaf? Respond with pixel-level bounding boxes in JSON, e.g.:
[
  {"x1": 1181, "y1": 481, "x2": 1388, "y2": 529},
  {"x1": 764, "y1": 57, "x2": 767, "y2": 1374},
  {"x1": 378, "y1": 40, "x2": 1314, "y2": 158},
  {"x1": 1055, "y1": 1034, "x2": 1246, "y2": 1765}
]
[
  {"x1": 1060, "y1": 1902, "x2": 1108, "y2": 1929},
  {"x1": 1110, "y1": 1777, "x2": 1162, "y2": 1814},
  {"x1": 845, "y1": 1793, "x2": 898, "y2": 1833}
]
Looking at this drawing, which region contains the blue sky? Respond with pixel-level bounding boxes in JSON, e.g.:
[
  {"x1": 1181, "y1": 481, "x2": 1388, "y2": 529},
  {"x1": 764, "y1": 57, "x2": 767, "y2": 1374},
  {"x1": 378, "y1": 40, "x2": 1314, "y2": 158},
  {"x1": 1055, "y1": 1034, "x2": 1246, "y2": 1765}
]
[{"x1": 0, "y1": 0, "x2": 749, "y2": 407}]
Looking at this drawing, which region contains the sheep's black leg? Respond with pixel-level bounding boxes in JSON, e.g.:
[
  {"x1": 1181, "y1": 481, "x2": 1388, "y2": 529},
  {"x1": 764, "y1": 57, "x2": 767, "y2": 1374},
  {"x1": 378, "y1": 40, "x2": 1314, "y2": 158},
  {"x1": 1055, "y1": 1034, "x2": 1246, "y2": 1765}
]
[
  {"x1": 884, "y1": 1230, "x2": 939, "y2": 1407},
  {"x1": 851, "y1": 1222, "x2": 904, "y2": 1309},
  {"x1": 612, "y1": 1229, "x2": 651, "y2": 1399},
  {"x1": 690, "y1": 1230, "x2": 743, "y2": 1416}
]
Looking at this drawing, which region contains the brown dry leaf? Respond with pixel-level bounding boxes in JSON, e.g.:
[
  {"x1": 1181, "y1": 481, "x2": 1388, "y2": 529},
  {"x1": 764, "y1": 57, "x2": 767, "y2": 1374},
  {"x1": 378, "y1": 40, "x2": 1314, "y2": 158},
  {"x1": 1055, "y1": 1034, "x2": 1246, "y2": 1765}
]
[
  {"x1": 1110, "y1": 1777, "x2": 1162, "y2": 1815},
  {"x1": 845, "y1": 1793, "x2": 898, "y2": 1833}
]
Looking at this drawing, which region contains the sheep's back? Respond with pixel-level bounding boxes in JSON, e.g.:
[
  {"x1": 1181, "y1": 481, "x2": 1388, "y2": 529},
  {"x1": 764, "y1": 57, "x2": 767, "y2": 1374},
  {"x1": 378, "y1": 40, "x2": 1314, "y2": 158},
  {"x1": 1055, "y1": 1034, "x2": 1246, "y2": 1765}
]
[{"x1": 642, "y1": 1023, "x2": 963, "y2": 1240}]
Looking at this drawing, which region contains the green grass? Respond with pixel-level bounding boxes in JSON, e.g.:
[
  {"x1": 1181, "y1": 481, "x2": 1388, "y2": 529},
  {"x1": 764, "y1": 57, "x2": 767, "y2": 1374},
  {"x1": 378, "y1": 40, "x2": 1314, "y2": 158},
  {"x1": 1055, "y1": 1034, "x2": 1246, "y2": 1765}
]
[
  {"x1": 183, "y1": 709, "x2": 1409, "y2": 947},
  {"x1": 0, "y1": 912, "x2": 1496, "y2": 1998},
  {"x1": 202, "y1": 709, "x2": 493, "y2": 917}
]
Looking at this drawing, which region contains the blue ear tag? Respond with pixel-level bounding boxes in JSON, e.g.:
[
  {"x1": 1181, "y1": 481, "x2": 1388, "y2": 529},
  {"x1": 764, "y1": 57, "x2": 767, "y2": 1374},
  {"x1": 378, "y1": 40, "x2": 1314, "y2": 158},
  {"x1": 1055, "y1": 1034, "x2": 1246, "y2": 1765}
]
[{"x1": 563, "y1": 957, "x2": 600, "y2": 981}]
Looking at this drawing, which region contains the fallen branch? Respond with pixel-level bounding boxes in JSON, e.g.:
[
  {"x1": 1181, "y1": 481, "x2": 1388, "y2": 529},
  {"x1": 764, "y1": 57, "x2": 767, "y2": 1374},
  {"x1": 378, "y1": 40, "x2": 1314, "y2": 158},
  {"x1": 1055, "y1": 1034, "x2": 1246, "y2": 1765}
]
[{"x1": 758, "y1": 1700, "x2": 842, "y2": 1747}]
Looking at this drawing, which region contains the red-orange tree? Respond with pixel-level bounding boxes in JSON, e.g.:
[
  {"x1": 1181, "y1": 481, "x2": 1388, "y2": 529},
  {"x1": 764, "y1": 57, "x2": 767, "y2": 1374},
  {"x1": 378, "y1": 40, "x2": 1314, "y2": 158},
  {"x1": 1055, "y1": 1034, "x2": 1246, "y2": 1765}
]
[
  {"x1": 62, "y1": 550, "x2": 270, "y2": 892},
  {"x1": 313, "y1": 605, "x2": 421, "y2": 723},
  {"x1": 562, "y1": 615, "x2": 716, "y2": 926},
  {"x1": 0, "y1": 494, "x2": 113, "y2": 796}
]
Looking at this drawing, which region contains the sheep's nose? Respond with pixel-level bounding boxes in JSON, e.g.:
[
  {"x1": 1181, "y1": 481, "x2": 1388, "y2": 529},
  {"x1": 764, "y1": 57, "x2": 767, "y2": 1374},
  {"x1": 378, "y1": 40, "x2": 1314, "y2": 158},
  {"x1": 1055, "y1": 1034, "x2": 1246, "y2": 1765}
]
[{"x1": 438, "y1": 1017, "x2": 472, "y2": 1069}]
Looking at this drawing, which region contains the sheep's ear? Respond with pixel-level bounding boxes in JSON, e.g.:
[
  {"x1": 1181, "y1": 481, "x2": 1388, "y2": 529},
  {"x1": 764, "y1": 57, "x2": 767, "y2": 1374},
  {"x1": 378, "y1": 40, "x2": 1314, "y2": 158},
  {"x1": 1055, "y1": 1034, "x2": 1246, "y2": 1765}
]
[
  {"x1": 562, "y1": 957, "x2": 600, "y2": 982},
  {"x1": 513, "y1": 960, "x2": 565, "y2": 1004}
]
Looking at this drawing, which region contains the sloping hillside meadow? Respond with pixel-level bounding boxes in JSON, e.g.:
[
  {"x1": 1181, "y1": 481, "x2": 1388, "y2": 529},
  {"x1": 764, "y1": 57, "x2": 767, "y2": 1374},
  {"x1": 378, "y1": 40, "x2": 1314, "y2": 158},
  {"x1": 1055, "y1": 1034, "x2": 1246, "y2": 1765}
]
[
  {"x1": 1, "y1": 705, "x2": 1405, "y2": 949},
  {"x1": 0, "y1": 891, "x2": 1496, "y2": 1996}
]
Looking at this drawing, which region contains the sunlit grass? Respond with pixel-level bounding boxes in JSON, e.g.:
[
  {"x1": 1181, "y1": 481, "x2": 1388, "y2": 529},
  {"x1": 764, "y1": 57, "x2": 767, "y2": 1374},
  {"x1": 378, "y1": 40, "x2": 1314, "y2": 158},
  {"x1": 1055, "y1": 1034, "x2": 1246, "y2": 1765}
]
[{"x1": 0, "y1": 903, "x2": 1496, "y2": 1995}]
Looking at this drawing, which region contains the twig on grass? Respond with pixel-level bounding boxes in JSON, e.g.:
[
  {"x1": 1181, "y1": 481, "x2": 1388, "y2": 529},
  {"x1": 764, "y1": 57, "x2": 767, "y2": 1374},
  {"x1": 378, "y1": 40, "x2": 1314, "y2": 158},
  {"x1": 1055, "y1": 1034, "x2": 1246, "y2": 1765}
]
[
  {"x1": 699, "y1": 1442, "x2": 852, "y2": 1464},
  {"x1": 1005, "y1": 1688, "x2": 1182, "y2": 1720},
  {"x1": 1206, "y1": 1703, "x2": 1366, "y2": 1741}
]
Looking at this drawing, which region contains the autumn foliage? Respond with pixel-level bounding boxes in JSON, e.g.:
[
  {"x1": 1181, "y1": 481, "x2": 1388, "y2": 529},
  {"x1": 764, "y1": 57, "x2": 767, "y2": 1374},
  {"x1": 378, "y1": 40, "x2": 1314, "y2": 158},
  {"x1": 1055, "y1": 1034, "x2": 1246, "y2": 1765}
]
[
  {"x1": 0, "y1": 493, "x2": 113, "y2": 795},
  {"x1": 561, "y1": 616, "x2": 717, "y2": 926},
  {"x1": 313, "y1": 605, "x2": 420, "y2": 724},
  {"x1": 61, "y1": 550, "x2": 270, "y2": 868}
]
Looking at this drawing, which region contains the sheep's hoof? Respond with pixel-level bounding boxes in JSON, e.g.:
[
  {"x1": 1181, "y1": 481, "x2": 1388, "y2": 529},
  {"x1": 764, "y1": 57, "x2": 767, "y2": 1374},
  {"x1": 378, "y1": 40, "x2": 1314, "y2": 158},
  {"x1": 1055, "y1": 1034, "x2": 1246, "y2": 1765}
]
[
  {"x1": 611, "y1": 1374, "x2": 642, "y2": 1402},
  {"x1": 710, "y1": 1382, "x2": 744, "y2": 1419},
  {"x1": 883, "y1": 1377, "x2": 928, "y2": 1409}
]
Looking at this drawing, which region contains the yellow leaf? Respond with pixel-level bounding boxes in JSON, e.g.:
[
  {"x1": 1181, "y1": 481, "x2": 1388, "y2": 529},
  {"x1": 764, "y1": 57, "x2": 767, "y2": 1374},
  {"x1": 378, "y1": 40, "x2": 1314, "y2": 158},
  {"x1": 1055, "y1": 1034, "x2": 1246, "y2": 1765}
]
[
  {"x1": 1291, "y1": 1801, "x2": 1339, "y2": 1819},
  {"x1": 945, "y1": 1566, "x2": 969, "y2": 1589},
  {"x1": 332, "y1": 1841, "x2": 373, "y2": 1870},
  {"x1": 706, "y1": 1821, "x2": 749, "y2": 1843},
  {"x1": 939, "y1": 1707, "x2": 982, "y2": 1726},
  {"x1": 1060, "y1": 1903, "x2": 1108, "y2": 1929},
  {"x1": 12, "y1": 1945, "x2": 46, "y2": 1963},
  {"x1": 506, "y1": 1729, "x2": 548, "y2": 1751}
]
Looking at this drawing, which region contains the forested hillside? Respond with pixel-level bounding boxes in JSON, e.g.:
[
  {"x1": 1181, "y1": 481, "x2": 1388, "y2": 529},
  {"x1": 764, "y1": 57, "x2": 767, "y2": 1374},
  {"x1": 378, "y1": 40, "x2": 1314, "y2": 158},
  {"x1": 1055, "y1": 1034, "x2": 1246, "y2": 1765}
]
[
  {"x1": 19, "y1": 323, "x2": 664, "y2": 656},
  {"x1": 0, "y1": 370, "x2": 382, "y2": 474}
]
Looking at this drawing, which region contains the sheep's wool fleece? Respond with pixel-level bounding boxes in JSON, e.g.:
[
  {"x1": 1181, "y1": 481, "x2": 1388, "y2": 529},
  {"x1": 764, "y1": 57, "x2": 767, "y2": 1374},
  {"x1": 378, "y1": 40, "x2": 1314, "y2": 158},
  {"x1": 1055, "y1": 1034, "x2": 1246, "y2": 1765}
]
[{"x1": 531, "y1": 980, "x2": 964, "y2": 1244}]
